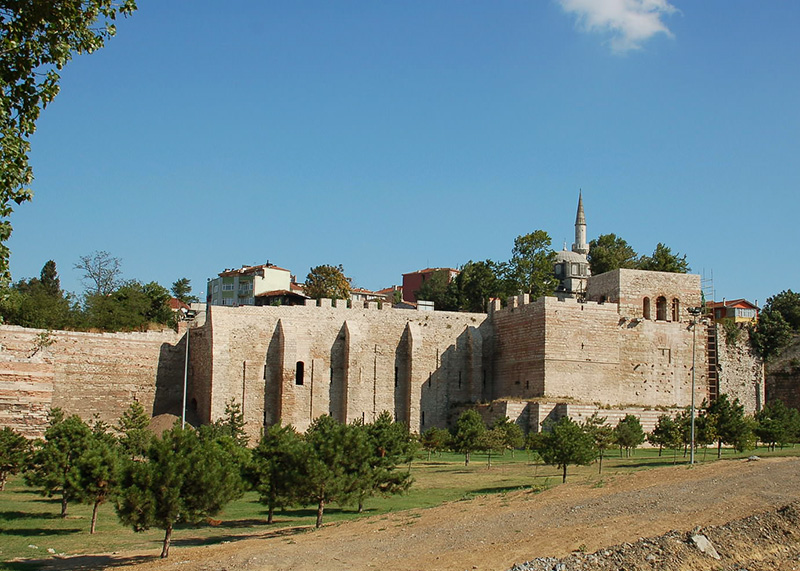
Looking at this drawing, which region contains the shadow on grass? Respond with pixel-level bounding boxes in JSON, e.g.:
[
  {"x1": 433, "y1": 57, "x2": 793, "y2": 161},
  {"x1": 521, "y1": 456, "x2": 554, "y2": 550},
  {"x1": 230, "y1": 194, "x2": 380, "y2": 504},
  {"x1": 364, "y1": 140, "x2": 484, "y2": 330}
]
[
  {"x1": 0, "y1": 511, "x2": 62, "y2": 522},
  {"x1": 0, "y1": 527, "x2": 81, "y2": 536},
  {"x1": 4, "y1": 554, "x2": 157, "y2": 571},
  {"x1": 613, "y1": 459, "x2": 687, "y2": 469}
]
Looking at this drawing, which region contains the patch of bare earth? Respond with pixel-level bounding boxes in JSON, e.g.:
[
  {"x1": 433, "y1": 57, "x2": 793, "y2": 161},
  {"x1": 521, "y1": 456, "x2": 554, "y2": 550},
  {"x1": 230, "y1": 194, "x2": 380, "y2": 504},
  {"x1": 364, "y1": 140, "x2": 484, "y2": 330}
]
[{"x1": 42, "y1": 457, "x2": 800, "y2": 571}]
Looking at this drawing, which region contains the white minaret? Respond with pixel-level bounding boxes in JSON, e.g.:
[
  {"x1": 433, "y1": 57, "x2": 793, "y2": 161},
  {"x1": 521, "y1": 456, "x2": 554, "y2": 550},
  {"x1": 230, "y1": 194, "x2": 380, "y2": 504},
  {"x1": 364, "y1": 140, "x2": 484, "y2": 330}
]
[{"x1": 572, "y1": 191, "x2": 588, "y2": 255}]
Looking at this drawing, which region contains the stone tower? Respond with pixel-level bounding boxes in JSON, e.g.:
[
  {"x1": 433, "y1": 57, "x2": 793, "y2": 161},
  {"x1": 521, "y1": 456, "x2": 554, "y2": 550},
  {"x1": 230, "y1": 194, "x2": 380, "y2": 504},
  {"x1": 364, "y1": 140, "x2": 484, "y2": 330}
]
[{"x1": 572, "y1": 191, "x2": 589, "y2": 255}]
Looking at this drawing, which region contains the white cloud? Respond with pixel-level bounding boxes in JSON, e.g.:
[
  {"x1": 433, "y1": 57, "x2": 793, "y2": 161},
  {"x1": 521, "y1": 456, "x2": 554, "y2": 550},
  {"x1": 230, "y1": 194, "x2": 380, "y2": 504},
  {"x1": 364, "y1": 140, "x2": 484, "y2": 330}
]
[{"x1": 558, "y1": 0, "x2": 677, "y2": 53}]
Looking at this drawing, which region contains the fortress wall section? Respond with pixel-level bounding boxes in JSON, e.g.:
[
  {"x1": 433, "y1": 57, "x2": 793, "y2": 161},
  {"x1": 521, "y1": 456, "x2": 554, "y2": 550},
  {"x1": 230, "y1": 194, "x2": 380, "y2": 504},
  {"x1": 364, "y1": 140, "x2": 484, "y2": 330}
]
[
  {"x1": 541, "y1": 297, "x2": 622, "y2": 402},
  {"x1": 200, "y1": 304, "x2": 488, "y2": 439},
  {"x1": 716, "y1": 326, "x2": 764, "y2": 413},
  {"x1": 614, "y1": 319, "x2": 706, "y2": 409},
  {"x1": 0, "y1": 326, "x2": 184, "y2": 436},
  {"x1": 490, "y1": 297, "x2": 547, "y2": 399},
  {"x1": 587, "y1": 269, "x2": 701, "y2": 320}
]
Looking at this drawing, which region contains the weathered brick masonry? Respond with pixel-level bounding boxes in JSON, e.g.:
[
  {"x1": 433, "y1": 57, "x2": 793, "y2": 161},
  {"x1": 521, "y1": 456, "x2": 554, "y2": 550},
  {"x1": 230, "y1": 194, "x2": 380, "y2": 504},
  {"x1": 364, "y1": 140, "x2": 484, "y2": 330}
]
[{"x1": 0, "y1": 326, "x2": 184, "y2": 437}]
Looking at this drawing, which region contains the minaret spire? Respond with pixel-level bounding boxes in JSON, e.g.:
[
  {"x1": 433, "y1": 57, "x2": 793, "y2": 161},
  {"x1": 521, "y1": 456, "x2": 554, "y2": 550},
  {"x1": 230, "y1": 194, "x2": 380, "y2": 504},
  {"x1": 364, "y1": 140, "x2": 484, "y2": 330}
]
[{"x1": 572, "y1": 190, "x2": 588, "y2": 255}]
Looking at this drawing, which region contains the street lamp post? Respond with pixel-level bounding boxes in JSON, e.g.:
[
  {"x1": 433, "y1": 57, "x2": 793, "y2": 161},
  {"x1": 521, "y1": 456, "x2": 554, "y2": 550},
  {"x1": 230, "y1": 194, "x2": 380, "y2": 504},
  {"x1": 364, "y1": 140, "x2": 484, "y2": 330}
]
[{"x1": 687, "y1": 306, "x2": 703, "y2": 465}]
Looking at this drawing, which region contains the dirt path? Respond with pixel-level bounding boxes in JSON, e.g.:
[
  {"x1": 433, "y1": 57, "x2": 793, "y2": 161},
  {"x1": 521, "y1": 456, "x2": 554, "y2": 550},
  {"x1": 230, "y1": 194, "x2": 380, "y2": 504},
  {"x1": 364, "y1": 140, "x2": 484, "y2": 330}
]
[{"x1": 43, "y1": 457, "x2": 800, "y2": 571}]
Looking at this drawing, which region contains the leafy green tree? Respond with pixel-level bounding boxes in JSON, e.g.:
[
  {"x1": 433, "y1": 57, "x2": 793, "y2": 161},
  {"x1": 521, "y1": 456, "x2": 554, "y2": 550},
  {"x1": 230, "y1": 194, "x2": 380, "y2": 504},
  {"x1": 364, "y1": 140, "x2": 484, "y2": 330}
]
[
  {"x1": 0, "y1": 261, "x2": 76, "y2": 329},
  {"x1": 614, "y1": 414, "x2": 645, "y2": 457},
  {"x1": 479, "y1": 427, "x2": 507, "y2": 469},
  {"x1": 505, "y1": 230, "x2": 558, "y2": 299},
  {"x1": 491, "y1": 416, "x2": 525, "y2": 457},
  {"x1": 116, "y1": 400, "x2": 151, "y2": 459},
  {"x1": 25, "y1": 409, "x2": 91, "y2": 517},
  {"x1": 304, "y1": 264, "x2": 352, "y2": 301},
  {"x1": 115, "y1": 424, "x2": 244, "y2": 558},
  {"x1": 637, "y1": 243, "x2": 690, "y2": 273},
  {"x1": 301, "y1": 415, "x2": 370, "y2": 528},
  {"x1": 536, "y1": 417, "x2": 596, "y2": 483},
  {"x1": 170, "y1": 278, "x2": 199, "y2": 305},
  {"x1": 755, "y1": 400, "x2": 800, "y2": 450},
  {"x1": 451, "y1": 410, "x2": 486, "y2": 466},
  {"x1": 420, "y1": 426, "x2": 451, "y2": 460},
  {"x1": 415, "y1": 269, "x2": 460, "y2": 311},
  {"x1": 249, "y1": 424, "x2": 306, "y2": 524},
  {"x1": 0, "y1": 2, "x2": 137, "y2": 282},
  {"x1": 0, "y1": 427, "x2": 30, "y2": 491},
  {"x1": 84, "y1": 280, "x2": 173, "y2": 331},
  {"x1": 705, "y1": 394, "x2": 754, "y2": 458},
  {"x1": 456, "y1": 260, "x2": 504, "y2": 313},
  {"x1": 70, "y1": 420, "x2": 120, "y2": 533},
  {"x1": 648, "y1": 414, "x2": 682, "y2": 461},
  {"x1": 587, "y1": 233, "x2": 639, "y2": 275},
  {"x1": 749, "y1": 307, "x2": 793, "y2": 361},
  {"x1": 763, "y1": 290, "x2": 800, "y2": 331},
  {"x1": 582, "y1": 413, "x2": 614, "y2": 473}
]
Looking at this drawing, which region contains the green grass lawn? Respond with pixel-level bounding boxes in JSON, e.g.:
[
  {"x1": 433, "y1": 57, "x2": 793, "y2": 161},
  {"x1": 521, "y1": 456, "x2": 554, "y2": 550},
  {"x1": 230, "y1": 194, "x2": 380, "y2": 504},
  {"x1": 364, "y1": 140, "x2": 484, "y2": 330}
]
[{"x1": 0, "y1": 445, "x2": 795, "y2": 569}]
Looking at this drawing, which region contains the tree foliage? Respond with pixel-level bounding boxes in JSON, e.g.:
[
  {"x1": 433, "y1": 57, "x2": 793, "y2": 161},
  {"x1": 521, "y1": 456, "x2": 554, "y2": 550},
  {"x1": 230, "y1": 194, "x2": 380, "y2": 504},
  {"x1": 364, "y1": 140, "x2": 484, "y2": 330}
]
[
  {"x1": 614, "y1": 414, "x2": 645, "y2": 457},
  {"x1": 587, "y1": 233, "x2": 639, "y2": 275},
  {"x1": 648, "y1": 414, "x2": 682, "y2": 459},
  {"x1": 304, "y1": 264, "x2": 351, "y2": 301},
  {"x1": 116, "y1": 400, "x2": 151, "y2": 459},
  {"x1": 249, "y1": 423, "x2": 307, "y2": 524},
  {"x1": 212, "y1": 398, "x2": 248, "y2": 447},
  {"x1": 415, "y1": 269, "x2": 460, "y2": 311},
  {"x1": 535, "y1": 417, "x2": 596, "y2": 483},
  {"x1": 0, "y1": 2, "x2": 137, "y2": 282},
  {"x1": 69, "y1": 420, "x2": 120, "y2": 533},
  {"x1": 506, "y1": 230, "x2": 558, "y2": 299},
  {"x1": 420, "y1": 426, "x2": 451, "y2": 460},
  {"x1": 749, "y1": 307, "x2": 792, "y2": 361},
  {"x1": 0, "y1": 260, "x2": 76, "y2": 329},
  {"x1": 705, "y1": 394, "x2": 754, "y2": 457},
  {"x1": 75, "y1": 250, "x2": 123, "y2": 296},
  {"x1": 25, "y1": 409, "x2": 92, "y2": 517},
  {"x1": 0, "y1": 426, "x2": 29, "y2": 491},
  {"x1": 582, "y1": 413, "x2": 614, "y2": 473},
  {"x1": 637, "y1": 243, "x2": 690, "y2": 273},
  {"x1": 115, "y1": 424, "x2": 244, "y2": 558},
  {"x1": 755, "y1": 400, "x2": 800, "y2": 450},
  {"x1": 84, "y1": 280, "x2": 173, "y2": 331},
  {"x1": 763, "y1": 290, "x2": 800, "y2": 331},
  {"x1": 170, "y1": 278, "x2": 198, "y2": 305},
  {"x1": 451, "y1": 409, "x2": 486, "y2": 466}
]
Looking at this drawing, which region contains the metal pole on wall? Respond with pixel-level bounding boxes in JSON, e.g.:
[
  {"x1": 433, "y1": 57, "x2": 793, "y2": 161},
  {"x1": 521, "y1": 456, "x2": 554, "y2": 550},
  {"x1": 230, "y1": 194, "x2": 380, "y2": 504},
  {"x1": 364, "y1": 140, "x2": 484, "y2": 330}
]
[{"x1": 182, "y1": 325, "x2": 189, "y2": 429}]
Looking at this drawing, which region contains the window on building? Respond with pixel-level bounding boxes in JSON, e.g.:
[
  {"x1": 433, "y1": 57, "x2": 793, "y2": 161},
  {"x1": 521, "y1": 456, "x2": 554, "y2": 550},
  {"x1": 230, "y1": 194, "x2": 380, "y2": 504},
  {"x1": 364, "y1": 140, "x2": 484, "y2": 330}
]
[
  {"x1": 656, "y1": 296, "x2": 667, "y2": 321},
  {"x1": 672, "y1": 298, "x2": 680, "y2": 321},
  {"x1": 295, "y1": 361, "x2": 304, "y2": 385},
  {"x1": 222, "y1": 283, "x2": 234, "y2": 291},
  {"x1": 643, "y1": 297, "x2": 651, "y2": 319}
]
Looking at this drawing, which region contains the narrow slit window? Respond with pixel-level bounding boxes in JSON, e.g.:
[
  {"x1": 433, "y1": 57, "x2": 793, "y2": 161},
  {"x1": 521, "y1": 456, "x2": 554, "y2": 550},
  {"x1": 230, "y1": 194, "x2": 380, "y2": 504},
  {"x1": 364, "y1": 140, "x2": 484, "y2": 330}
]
[{"x1": 295, "y1": 361, "x2": 305, "y2": 385}]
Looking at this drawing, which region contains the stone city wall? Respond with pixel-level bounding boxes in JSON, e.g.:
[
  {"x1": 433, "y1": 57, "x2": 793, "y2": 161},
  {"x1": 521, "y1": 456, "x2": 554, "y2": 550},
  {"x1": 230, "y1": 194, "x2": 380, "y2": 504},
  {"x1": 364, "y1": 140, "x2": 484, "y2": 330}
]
[
  {"x1": 193, "y1": 301, "x2": 490, "y2": 440},
  {"x1": 0, "y1": 325, "x2": 184, "y2": 437}
]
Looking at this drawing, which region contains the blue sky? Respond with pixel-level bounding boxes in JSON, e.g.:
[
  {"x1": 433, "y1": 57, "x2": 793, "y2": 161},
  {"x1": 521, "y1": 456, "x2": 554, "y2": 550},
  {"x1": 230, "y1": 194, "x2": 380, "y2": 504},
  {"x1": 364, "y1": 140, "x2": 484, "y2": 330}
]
[{"x1": 8, "y1": 1, "x2": 799, "y2": 307}]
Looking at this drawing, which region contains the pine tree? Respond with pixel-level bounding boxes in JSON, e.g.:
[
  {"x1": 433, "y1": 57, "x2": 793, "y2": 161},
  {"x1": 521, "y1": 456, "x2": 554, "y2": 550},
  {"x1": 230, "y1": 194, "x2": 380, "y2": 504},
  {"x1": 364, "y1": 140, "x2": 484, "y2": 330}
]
[
  {"x1": 115, "y1": 425, "x2": 244, "y2": 558},
  {"x1": 302, "y1": 415, "x2": 368, "y2": 528},
  {"x1": 25, "y1": 410, "x2": 91, "y2": 517},
  {"x1": 537, "y1": 417, "x2": 596, "y2": 483},
  {"x1": 582, "y1": 413, "x2": 614, "y2": 473},
  {"x1": 357, "y1": 412, "x2": 414, "y2": 511},
  {"x1": 249, "y1": 424, "x2": 306, "y2": 524},
  {"x1": 213, "y1": 398, "x2": 249, "y2": 447},
  {"x1": 755, "y1": 400, "x2": 800, "y2": 450},
  {"x1": 614, "y1": 414, "x2": 645, "y2": 457},
  {"x1": 452, "y1": 410, "x2": 486, "y2": 466},
  {"x1": 648, "y1": 414, "x2": 682, "y2": 463},
  {"x1": 0, "y1": 427, "x2": 30, "y2": 491},
  {"x1": 70, "y1": 420, "x2": 121, "y2": 533},
  {"x1": 116, "y1": 400, "x2": 152, "y2": 459},
  {"x1": 706, "y1": 394, "x2": 755, "y2": 458},
  {"x1": 420, "y1": 427, "x2": 451, "y2": 460}
]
